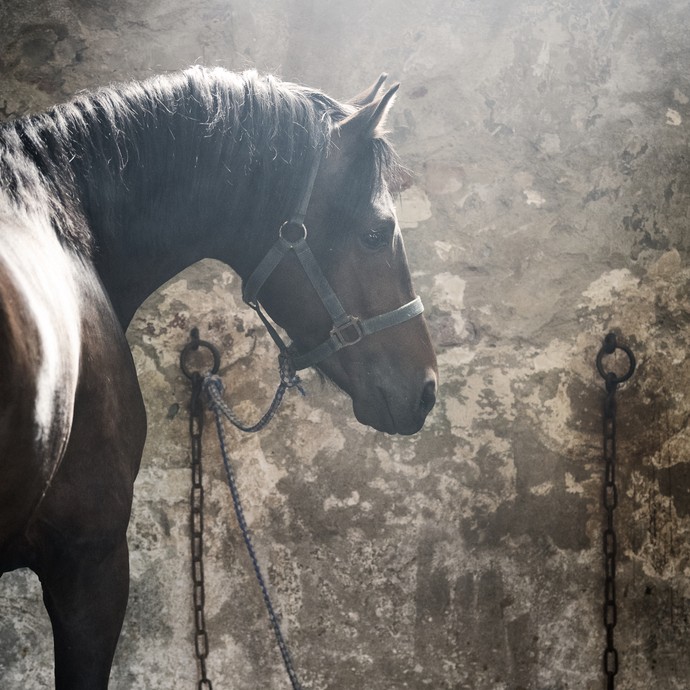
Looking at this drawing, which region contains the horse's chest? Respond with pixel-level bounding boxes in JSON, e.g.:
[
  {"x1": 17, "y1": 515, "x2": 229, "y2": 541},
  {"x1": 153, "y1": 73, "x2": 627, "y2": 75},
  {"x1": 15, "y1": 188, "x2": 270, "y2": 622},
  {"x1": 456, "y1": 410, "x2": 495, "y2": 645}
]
[{"x1": 1, "y1": 223, "x2": 82, "y2": 454}]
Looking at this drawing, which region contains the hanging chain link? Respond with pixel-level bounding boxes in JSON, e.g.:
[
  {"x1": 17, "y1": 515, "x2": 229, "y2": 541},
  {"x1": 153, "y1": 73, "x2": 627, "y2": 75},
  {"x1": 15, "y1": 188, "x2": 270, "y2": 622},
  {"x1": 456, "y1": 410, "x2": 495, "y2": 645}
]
[
  {"x1": 596, "y1": 332, "x2": 635, "y2": 690},
  {"x1": 189, "y1": 371, "x2": 213, "y2": 690},
  {"x1": 603, "y1": 369, "x2": 618, "y2": 688}
]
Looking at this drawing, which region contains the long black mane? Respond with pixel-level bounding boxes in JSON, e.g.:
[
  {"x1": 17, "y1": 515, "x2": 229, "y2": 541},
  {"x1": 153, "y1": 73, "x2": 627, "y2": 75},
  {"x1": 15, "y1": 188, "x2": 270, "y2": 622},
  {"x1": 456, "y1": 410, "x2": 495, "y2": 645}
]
[{"x1": 0, "y1": 67, "x2": 404, "y2": 257}]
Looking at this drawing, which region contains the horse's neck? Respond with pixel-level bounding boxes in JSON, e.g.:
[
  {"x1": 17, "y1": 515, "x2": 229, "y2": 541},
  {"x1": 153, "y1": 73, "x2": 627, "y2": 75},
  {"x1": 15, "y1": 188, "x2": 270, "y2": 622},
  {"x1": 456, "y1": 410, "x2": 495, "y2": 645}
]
[
  {"x1": 15, "y1": 71, "x2": 325, "y2": 329},
  {"x1": 67, "y1": 112, "x2": 258, "y2": 329}
]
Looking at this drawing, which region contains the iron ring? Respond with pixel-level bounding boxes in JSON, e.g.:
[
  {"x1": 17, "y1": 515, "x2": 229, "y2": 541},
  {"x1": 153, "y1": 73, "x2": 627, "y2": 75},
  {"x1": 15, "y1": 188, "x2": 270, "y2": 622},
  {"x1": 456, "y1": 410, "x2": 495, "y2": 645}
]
[
  {"x1": 596, "y1": 340, "x2": 636, "y2": 385},
  {"x1": 180, "y1": 332, "x2": 221, "y2": 380}
]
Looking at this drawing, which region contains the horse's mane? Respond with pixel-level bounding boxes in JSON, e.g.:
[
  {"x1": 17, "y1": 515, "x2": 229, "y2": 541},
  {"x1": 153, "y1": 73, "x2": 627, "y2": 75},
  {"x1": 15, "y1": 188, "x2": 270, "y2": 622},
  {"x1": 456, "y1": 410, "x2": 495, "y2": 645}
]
[{"x1": 0, "y1": 66, "x2": 404, "y2": 256}]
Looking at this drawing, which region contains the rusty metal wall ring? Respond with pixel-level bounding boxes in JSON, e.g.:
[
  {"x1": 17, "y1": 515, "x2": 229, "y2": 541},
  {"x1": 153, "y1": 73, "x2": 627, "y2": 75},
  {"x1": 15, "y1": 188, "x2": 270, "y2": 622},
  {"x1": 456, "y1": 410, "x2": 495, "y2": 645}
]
[
  {"x1": 596, "y1": 341, "x2": 636, "y2": 384},
  {"x1": 180, "y1": 333, "x2": 221, "y2": 380}
]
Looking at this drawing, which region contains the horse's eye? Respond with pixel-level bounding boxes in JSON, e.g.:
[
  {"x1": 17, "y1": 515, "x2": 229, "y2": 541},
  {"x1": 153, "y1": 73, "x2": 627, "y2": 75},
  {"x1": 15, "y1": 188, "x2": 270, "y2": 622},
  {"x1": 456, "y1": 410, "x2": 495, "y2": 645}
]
[{"x1": 360, "y1": 229, "x2": 391, "y2": 251}]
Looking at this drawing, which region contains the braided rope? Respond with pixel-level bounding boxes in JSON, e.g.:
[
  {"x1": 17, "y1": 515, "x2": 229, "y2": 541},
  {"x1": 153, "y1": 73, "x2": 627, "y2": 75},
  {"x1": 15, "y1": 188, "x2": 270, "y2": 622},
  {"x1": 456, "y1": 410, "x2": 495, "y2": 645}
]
[
  {"x1": 202, "y1": 354, "x2": 305, "y2": 433},
  {"x1": 203, "y1": 367, "x2": 304, "y2": 690}
]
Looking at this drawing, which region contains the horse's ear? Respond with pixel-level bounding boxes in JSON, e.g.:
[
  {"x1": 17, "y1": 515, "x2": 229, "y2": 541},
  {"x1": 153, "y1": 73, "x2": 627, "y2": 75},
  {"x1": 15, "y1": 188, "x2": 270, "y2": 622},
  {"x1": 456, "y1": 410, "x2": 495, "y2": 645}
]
[
  {"x1": 348, "y1": 73, "x2": 388, "y2": 107},
  {"x1": 339, "y1": 83, "x2": 400, "y2": 140}
]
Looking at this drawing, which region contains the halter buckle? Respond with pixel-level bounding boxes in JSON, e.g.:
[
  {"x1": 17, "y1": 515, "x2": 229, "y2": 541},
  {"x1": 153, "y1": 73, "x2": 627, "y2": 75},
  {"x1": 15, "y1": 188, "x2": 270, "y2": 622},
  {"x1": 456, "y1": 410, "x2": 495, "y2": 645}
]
[{"x1": 331, "y1": 316, "x2": 364, "y2": 348}]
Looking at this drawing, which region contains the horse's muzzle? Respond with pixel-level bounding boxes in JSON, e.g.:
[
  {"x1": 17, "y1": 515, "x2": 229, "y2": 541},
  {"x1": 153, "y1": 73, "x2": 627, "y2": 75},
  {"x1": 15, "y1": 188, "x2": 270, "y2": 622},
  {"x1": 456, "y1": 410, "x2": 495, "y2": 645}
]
[{"x1": 354, "y1": 370, "x2": 437, "y2": 436}]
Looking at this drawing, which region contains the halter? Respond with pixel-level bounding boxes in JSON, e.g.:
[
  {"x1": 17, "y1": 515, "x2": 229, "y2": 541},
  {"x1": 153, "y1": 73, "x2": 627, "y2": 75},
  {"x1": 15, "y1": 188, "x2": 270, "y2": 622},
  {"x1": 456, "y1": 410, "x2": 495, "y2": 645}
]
[{"x1": 242, "y1": 149, "x2": 424, "y2": 371}]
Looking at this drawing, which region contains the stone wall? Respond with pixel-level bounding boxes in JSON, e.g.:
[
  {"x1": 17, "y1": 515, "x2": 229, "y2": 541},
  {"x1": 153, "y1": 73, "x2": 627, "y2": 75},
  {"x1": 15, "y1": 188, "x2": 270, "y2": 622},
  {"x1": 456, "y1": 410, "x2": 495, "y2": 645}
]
[{"x1": 1, "y1": 1, "x2": 690, "y2": 688}]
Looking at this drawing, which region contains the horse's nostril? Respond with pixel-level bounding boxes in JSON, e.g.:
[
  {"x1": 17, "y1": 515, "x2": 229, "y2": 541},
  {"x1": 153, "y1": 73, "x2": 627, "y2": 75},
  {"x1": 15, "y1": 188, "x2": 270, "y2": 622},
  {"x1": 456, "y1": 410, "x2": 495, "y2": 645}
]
[{"x1": 420, "y1": 378, "x2": 437, "y2": 414}]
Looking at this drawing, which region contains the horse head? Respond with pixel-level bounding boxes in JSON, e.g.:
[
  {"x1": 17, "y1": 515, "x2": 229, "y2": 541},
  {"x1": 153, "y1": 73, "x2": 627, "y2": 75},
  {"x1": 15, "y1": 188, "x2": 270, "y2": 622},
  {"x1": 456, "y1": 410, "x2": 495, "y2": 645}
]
[{"x1": 245, "y1": 77, "x2": 438, "y2": 435}]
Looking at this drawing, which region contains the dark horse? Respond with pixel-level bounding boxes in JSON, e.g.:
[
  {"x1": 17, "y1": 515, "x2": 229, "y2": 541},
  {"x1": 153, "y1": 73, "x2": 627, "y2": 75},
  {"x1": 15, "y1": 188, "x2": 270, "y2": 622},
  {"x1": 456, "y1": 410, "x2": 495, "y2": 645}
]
[{"x1": 0, "y1": 66, "x2": 437, "y2": 687}]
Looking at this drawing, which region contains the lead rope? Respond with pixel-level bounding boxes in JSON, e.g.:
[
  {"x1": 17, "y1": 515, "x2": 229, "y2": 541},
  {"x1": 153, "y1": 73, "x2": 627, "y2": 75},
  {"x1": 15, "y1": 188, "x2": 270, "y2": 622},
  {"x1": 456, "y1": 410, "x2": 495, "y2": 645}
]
[
  {"x1": 595, "y1": 332, "x2": 636, "y2": 690},
  {"x1": 181, "y1": 329, "x2": 305, "y2": 690}
]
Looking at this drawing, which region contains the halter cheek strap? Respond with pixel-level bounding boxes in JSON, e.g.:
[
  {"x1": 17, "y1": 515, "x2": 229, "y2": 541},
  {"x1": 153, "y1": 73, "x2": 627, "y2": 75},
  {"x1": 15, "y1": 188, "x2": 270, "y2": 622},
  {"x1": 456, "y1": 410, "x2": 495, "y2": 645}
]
[{"x1": 242, "y1": 150, "x2": 425, "y2": 371}]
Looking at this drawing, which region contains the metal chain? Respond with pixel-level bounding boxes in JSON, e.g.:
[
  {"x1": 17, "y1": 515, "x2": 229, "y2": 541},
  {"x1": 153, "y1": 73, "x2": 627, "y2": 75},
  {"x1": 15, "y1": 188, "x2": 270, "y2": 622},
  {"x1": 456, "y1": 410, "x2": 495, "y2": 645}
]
[
  {"x1": 603, "y1": 369, "x2": 618, "y2": 689},
  {"x1": 189, "y1": 372, "x2": 213, "y2": 690},
  {"x1": 596, "y1": 332, "x2": 635, "y2": 690}
]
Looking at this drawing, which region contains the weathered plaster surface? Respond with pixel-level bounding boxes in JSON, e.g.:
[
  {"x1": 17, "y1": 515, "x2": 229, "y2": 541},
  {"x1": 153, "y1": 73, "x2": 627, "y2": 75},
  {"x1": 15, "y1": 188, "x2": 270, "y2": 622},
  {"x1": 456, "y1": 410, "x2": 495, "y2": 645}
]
[{"x1": 2, "y1": 1, "x2": 690, "y2": 688}]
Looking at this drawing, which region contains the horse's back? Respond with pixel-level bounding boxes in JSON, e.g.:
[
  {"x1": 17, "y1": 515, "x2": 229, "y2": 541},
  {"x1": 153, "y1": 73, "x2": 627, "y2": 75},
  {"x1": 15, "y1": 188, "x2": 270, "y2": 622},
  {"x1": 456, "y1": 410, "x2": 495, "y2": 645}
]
[{"x1": 0, "y1": 210, "x2": 82, "y2": 554}]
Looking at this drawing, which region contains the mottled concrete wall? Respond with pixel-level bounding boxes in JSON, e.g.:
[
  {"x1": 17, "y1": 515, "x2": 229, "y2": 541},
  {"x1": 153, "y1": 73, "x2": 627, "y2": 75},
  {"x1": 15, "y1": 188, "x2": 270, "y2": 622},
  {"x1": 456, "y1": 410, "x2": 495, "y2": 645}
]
[{"x1": 2, "y1": 1, "x2": 690, "y2": 688}]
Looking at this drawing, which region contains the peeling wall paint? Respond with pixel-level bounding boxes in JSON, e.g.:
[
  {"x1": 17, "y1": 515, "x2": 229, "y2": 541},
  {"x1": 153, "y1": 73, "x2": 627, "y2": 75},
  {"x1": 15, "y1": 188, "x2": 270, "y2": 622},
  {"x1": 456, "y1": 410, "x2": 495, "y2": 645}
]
[{"x1": 2, "y1": 1, "x2": 690, "y2": 688}]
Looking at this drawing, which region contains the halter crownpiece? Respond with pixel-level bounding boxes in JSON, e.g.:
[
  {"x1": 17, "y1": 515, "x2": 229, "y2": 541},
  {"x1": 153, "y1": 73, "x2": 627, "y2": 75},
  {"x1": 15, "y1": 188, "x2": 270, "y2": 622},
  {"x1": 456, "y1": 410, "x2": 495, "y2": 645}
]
[{"x1": 242, "y1": 148, "x2": 424, "y2": 371}]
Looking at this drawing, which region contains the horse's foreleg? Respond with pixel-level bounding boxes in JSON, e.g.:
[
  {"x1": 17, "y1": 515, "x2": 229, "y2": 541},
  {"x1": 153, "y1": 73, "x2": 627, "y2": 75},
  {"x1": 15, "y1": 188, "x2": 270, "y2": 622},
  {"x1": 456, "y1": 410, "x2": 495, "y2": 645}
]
[{"x1": 38, "y1": 537, "x2": 130, "y2": 690}]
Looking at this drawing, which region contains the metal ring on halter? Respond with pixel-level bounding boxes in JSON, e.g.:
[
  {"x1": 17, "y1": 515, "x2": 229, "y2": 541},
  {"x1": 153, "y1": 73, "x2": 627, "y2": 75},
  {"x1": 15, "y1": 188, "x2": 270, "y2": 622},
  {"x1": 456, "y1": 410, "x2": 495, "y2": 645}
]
[
  {"x1": 180, "y1": 329, "x2": 221, "y2": 380},
  {"x1": 278, "y1": 221, "x2": 308, "y2": 246},
  {"x1": 596, "y1": 335, "x2": 636, "y2": 385}
]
